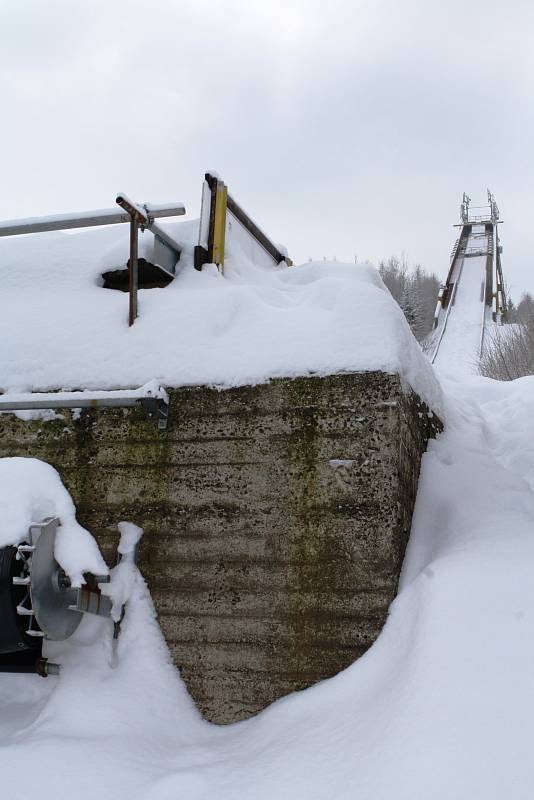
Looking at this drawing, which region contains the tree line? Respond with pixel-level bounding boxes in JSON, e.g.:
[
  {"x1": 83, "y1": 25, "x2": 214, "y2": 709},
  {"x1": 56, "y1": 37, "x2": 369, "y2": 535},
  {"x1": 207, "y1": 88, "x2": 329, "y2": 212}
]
[
  {"x1": 378, "y1": 255, "x2": 440, "y2": 341},
  {"x1": 504, "y1": 292, "x2": 534, "y2": 323}
]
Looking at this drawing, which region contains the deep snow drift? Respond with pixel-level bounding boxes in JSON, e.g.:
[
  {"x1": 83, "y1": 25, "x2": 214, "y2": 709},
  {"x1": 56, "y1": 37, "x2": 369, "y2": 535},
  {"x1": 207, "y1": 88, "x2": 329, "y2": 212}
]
[
  {"x1": 1, "y1": 372, "x2": 534, "y2": 800},
  {"x1": 1, "y1": 218, "x2": 531, "y2": 799},
  {"x1": 0, "y1": 220, "x2": 442, "y2": 415}
]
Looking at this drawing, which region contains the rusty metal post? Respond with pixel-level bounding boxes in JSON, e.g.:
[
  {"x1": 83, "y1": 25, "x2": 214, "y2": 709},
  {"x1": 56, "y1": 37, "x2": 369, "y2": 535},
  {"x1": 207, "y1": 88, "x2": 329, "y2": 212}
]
[
  {"x1": 129, "y1": 216, "x2": 138, "y2": 326},
  {"x1": 116, "y1": 194, "x2": 149, "y2": 327}
]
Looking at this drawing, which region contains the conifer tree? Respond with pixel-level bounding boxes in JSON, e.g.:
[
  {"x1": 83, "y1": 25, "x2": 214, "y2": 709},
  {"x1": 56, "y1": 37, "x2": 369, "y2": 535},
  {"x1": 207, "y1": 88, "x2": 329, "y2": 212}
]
[{"x1": 400, "y1": 278, "x2": 425, "y2": 339}]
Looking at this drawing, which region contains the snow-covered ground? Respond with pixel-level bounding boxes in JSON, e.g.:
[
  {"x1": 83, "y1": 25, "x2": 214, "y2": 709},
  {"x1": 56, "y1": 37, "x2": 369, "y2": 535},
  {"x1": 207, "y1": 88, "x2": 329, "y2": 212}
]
[
  {"x1": 1, "y1": 219, "x2": 533, "y2": 798},
  {"x1": 0, "y1": 221, "x2": 442, "y2": 415},
  {"x1": 1, "y1": 371, "x2": 534, "y2": 799}
]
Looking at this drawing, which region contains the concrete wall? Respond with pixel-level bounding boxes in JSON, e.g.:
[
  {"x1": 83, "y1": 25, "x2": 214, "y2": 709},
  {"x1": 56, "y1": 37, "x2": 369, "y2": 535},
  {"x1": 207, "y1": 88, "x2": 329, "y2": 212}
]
[{"x1": 0, "y1": 372, "x2": 441, "y2": 723}]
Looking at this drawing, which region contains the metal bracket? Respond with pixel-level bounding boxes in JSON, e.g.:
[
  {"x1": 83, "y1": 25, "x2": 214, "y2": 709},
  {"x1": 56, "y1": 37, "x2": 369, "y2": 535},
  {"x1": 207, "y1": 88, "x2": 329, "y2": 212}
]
[
  {"x1": 140, "y1": 396, "x2": 169, "y2": 430},
  {"x1": 69, "y1": 585, "x2": 112, "y2": 619}
]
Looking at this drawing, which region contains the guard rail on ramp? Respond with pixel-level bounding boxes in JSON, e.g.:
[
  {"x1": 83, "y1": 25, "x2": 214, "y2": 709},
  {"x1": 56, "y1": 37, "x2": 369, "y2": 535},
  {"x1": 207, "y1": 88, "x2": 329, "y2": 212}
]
[
  {"x1": 431, "y1": 227, "x2": 489, "y2": 370},
  {"x1": 429, "y1": 192, "x2": 506, "y2": 374}
]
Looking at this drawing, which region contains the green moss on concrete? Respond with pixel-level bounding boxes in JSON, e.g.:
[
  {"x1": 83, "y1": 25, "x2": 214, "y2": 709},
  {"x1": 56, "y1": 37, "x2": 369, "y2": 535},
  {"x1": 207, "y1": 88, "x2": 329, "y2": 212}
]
[{"x1": 0, "y1": 372, "x2": 442, "y2": 723}]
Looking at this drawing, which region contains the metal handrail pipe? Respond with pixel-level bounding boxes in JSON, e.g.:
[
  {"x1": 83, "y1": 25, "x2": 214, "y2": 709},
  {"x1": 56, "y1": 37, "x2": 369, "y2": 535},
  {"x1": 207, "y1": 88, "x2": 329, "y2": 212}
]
[
  {"x1": 0, "y1": 397, "x2": 140, "y2": 411},
  {"x1": 0, "y1": 203, "x2": 185, "y2": 238},
  {"x1": 0, "y1": 385, "x2": 168, "y2": 410},
  {"x1": 430, "y1": 258, "x2": 464, "y2": 364},
  {"x1": 0, "y1": 385, "x2": 169, "y2": 428}
]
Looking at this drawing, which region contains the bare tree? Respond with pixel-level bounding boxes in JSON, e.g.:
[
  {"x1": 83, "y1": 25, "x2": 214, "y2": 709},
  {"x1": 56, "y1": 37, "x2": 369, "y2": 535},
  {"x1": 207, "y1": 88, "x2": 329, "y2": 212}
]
[
  {"x1": 517, "y1": 292, "x2": 534, "y2": 322},
  {"x1": 481, "y1": 316, "x2": 534, "y2": 380}
]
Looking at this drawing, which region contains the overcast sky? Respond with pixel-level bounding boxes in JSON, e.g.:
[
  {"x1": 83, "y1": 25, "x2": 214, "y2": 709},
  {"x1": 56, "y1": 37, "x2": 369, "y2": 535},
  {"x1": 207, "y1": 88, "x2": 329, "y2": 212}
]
[{"x1": 1, "y1": 0, "x2": 533, "y2": 298}]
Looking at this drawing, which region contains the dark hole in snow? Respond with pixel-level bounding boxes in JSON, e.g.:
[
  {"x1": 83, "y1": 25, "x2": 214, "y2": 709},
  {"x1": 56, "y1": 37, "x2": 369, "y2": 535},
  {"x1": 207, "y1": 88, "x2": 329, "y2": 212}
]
[{"x1": 101, "y1": 259, "x2": 175, "y2": 291}]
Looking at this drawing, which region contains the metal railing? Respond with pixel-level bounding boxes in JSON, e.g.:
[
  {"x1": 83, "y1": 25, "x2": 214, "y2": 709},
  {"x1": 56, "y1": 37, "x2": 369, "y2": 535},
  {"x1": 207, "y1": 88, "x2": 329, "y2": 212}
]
[
  {"x1": 466, "y1": 213, "x2": 492, "y2": 223},
  {"x1": 0, "y1": 384, "x2": 169, "y2": 428},
  {"x1": 0, "y1": 196, "x2": 186, "y2": 326},
  {"x1": 460, "y1": 190, "x2": 499, "y2": 225}
]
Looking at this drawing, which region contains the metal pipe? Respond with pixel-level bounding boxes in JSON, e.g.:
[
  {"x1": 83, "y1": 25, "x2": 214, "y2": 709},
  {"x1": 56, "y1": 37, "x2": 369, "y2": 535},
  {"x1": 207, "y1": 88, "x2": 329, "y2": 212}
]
[
  {"x1": 0, "y1": 396, "x2": 140, "y2": 411},
  {"x1": 0, "y1": 388, "x2": 169, "y2": 428},
  {"x1": 0, "y1": 657, "x2": 60, "y2": 675},
  {"x1": 430, "y1": 258, "x2": 465, "y2": 364},
  {"x1": 0, "y1": 662, "x2": 40, "y2": 673},
  {"x1": 144, "y1": 202, "x2": 185, "y2": 219},
  {"x1": 129, "y1": 217, "x2": 139, "y2": 326},
  {"x1": 0, "y1": 203, "x2": 185, "y2": 238},
  {"x1": 204, "y1": 172, "x2": 290, "y2": 267},
  {"x1": 114, "y1": 195, "x2": 147, "y2": 326},
  {"x1": 479, "y1": 235, "x2": 490, "y2": 357}
]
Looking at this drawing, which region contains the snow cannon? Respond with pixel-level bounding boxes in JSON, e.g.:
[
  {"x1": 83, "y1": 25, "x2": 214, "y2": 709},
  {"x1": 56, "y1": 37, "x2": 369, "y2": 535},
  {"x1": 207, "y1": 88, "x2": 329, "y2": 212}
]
[{"x1": 0, "y1": 517, "x2": 112, "y2": 676}]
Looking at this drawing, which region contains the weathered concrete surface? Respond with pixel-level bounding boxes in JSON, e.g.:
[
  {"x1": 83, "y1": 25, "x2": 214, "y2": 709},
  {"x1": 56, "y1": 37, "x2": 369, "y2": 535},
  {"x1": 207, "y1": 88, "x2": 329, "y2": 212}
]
[{"x1": 0, "y1": 373, "x2": 441, "y2": 723}]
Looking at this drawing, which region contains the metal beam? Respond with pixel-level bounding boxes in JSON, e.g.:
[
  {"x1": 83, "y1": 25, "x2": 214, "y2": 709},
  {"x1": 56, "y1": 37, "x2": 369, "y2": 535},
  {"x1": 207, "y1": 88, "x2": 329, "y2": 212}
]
[
  {"x1": 203, "y1": 173, "x2": 291, "y2": 269},
  {"x1": 226, "y1": 193, "x2": 289, "y2": 265},
  {"x1": 0, "y1": 388, "x2": 169, "y2": 429},
  {"x1": 148, "y1": 220, "x2": 183, "y2": 256},
  {"x1": 212, "y1": 182, "x2": 228, "y2": 270},
  {"x1": 0, "y1": 203, "x2": 185, "y2": 238}
]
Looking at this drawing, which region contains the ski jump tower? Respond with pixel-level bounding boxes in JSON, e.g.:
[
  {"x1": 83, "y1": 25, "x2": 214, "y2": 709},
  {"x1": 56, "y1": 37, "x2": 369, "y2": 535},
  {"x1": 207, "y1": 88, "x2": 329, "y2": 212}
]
[{"x1": 430, "y1": 191, "x2": 506, "y2": 368}]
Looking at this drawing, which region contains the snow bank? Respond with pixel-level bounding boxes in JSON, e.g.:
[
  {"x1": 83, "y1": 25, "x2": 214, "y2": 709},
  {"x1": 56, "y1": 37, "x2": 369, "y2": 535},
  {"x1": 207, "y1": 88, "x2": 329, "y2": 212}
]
[
  {"x1": 0, "y1": 556, "x2": 204, "y2": 798},
  {"x1": 0, "y1": 221, "x2": 443, "y2": 416},
  {"x1": 0, "y1": 457, "x2": 107, "y2": 585},
  {"x1": 1, "y1": 374, "x2": 534, "y2": 799}
]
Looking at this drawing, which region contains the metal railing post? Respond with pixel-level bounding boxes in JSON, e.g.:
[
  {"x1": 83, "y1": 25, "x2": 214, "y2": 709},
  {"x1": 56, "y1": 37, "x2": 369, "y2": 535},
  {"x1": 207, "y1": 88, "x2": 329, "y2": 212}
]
[
  {"x1": 129, "y1": 216, "x2": 139, "y2": 326},
  {"x1": 116, "y1": 194, "x2": 150, "y2": 326}
]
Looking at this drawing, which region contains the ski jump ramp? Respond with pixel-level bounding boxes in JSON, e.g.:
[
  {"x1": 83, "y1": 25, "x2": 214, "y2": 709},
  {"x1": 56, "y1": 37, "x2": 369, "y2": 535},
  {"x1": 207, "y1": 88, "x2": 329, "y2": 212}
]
[{"x1": 429, "y1": 192, "x2": 506, "y2": 373}]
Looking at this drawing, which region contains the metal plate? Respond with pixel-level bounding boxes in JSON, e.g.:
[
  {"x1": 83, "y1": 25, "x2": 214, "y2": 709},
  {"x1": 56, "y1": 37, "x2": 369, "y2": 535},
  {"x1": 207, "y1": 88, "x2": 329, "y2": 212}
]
[{"x1": 30, "y1": 520, "x2": 82, "y2": 640}]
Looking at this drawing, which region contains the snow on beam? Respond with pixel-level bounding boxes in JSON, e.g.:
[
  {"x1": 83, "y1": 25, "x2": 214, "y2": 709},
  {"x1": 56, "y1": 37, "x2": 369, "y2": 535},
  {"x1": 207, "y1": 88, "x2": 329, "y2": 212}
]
[
  {"x1": 0, "y1": 203, "x2": 185, "y2": 237},
  {"x1": 0, "y1": 382, "x2": 169, "y2": 428}
]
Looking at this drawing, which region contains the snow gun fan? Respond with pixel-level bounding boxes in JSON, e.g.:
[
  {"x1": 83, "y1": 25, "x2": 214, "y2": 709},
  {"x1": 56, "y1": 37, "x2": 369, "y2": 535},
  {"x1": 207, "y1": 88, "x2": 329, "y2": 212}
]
[{"x1": 0, "y1": 517, "x2": 112, "y2": 676}]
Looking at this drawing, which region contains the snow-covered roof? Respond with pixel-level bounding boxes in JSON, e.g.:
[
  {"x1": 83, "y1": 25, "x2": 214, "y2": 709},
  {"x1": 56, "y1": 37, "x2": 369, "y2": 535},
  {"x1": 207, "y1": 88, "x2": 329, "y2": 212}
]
[{"x1": 0, "y1": 218, "x2": 443, "y2": 415}]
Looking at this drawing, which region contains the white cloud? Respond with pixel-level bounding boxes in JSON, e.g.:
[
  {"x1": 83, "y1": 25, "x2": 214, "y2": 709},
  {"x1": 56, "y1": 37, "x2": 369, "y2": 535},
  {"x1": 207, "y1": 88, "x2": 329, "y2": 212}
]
[{"x1": 1, "y1": 0, "x2": 533, "y2": 295}]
